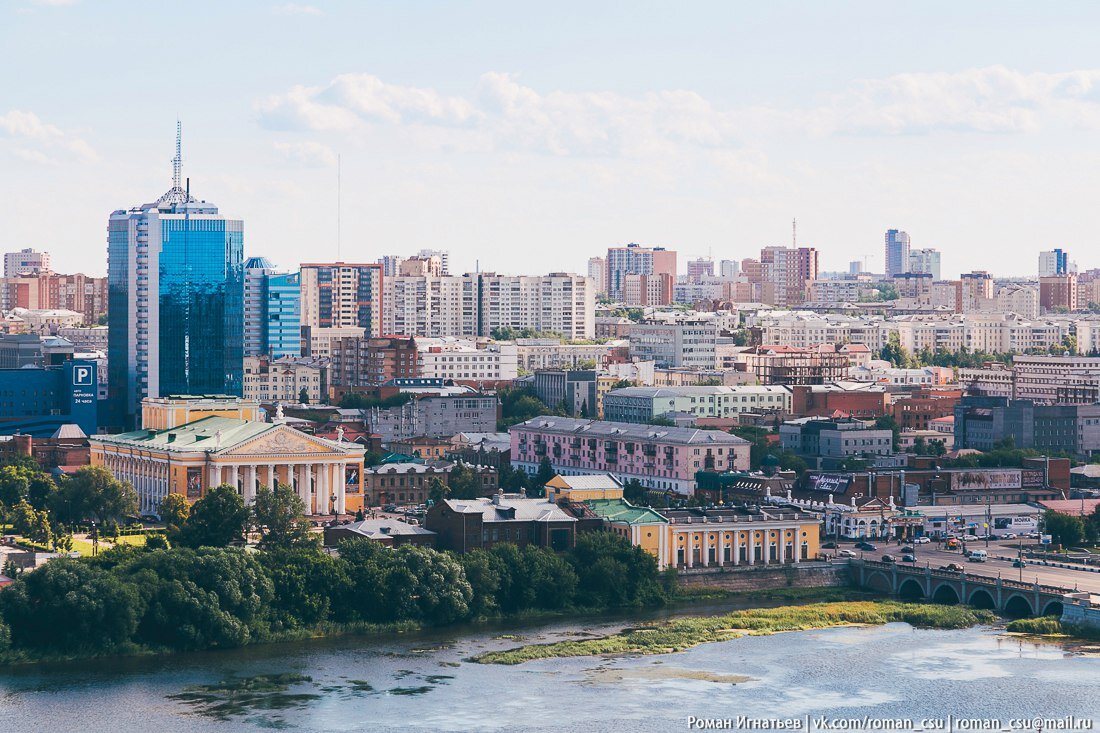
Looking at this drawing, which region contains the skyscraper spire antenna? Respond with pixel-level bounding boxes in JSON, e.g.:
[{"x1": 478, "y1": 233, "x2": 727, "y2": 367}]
[
  {"x1": 157, "y1": 119, "x2": 195, "y2": 207},
  {"x1": 792, "y1": 218, "x2": 797, "y2": 248},
  {"x1": 172, "y1": 120, "x2": 182, "y2": 190}
]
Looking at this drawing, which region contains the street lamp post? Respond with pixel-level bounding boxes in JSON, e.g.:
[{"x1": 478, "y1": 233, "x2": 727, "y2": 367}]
[{"x1": 331, "y1": 493, "x2": 338, "y2": 518}]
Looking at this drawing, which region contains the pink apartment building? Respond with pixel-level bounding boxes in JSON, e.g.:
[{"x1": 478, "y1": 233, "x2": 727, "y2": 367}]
[{"x1": 510, "y1": 416, "x2": 751, "y2": 496}]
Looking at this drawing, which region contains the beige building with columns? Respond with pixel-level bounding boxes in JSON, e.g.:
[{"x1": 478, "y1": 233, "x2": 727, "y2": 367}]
[{"x1": 91, "y1": 396, "x2": 365, "y2": 518}]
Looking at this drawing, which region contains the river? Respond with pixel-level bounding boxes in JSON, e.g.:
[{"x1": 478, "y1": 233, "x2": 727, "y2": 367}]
[{"x1": 1, "y1": 606, "x2": 1098, "y2": 733}]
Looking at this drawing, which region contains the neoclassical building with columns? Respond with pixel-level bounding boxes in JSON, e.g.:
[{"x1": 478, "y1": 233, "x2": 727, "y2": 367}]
[{"x1": 91, "y1": 396, "x2": 365, "y2": 517}]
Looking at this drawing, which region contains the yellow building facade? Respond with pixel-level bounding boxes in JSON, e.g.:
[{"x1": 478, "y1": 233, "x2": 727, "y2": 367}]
[
  {"x1": 91, "y1": 398, "x2": 366, "y2": 518},
  {"x1": 662, "y1": 509, "x2": 821, "y2": 569}
]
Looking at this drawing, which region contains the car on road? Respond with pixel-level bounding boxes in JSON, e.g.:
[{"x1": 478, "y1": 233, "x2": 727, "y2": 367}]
[
  {"x1": 945, "y1": 538, "x2": 961, "y2": 550},
  {"x1": 837, "y1": 549, "x2": 857, "y2": 558},
  {"x1": 942, "y1": 563, "x2": 965, "y2": 572},
  {"x1": 1001, "y1": 532, "x2": 1017, "y2": 540},
  {"x1": 855, "y1": 542, "x2": 877, "y2": 551},
  {"x1": 1012, "y1": 559, "x2": 1027, "y2": 568},
  {"x1": 881, "y1": 554, "x2": 897, "y2": 563},
  {"x1": 901, "y1": 553, "x2": 917, "y2": 563},
  {"x1": 1025, "y1": 532, "x2": 1040, "y2": 539},
  {"x1": 821, "y1": 541, "x2": 837, "y2": 549},
  {"x1": 913, "y1": 537, "x2": 930, "y2": 544},
  {"x1": 900, "y1": 546, "x2": 915, "y2": 554},
  {"x1": 383, "y1": 504, "x2": 397, "y2": 513},
  {"x1": 968, "y1": 549, "x2": 988, "y2": 562}
]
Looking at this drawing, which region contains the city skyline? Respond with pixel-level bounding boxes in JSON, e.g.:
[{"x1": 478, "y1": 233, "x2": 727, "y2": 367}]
[{"x1": 4, "y1": 2, "x2": 1100, "y2": 278}]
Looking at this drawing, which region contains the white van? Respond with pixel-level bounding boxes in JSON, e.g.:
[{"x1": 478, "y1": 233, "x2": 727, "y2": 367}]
[{"x1": 968, "y1": 549, "x2": 987, "y2": 562}]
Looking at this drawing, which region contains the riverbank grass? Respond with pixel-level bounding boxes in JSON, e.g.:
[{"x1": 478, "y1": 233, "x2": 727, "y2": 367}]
[{"x1": 471, "y1": 601, "x2": 996, "y2": 665}]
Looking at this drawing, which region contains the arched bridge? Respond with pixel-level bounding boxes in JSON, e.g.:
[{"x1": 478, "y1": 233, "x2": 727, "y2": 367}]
[{"x1": 849, "y1": 558, "x2": 1070, "y2": 618}]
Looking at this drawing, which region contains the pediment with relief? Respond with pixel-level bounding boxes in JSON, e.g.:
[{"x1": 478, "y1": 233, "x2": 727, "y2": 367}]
[{"x1": 220, "y1": 426, "x2": 348, "y2": 457}]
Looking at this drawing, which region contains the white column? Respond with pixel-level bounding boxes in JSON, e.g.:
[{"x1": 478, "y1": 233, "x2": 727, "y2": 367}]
[
  {"x1": 304, "y1": 464, "x2": 314, "y2": 515},
  {"x1": 687, "y1": 533, "x2": 694, "y2": 568},
  {"x1": 317, "y1": 462, "x2": 329, "y2": 514},
  {"x1": 207, "y1": 464, "x2": 219, "y2": 490},
  {"x1": 702, "y1": 533, "x2": 709, "y2": 567},
  {"x1": 336, "y1": 463, "x2": 346, "y2": 515},
  {"x1": 780, "y1": 529, "x2": 787, "y2": 564},
  {"x1": 749, "y1": 533, "x2": 757, "y2": 565},
  {"x1": 246, "y1": 465, "x2": 257, "y2": 503},
  {"x1": 231, "y1": 465, "x2": 240, "y2": 494},
  {"x1": 268, "y1": 464, "x2": 277, "y2": 491},
  {"x1": 763, "y1": 531, "x2": 771, "y2": 565},
  {"x1": 733, "y1": 531, "x2": 740, "y2": 566},
  {"x1": 718, "y1": 533, "x2": 725, "y2": 567}
]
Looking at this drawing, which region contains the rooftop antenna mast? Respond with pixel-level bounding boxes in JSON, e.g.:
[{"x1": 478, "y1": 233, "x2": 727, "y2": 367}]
[
  {"x1": 792, "y1": 218, "x2": 797, "y2": 248},
  {"x1": 172, "y1": 120, "x2": 182, "y2": 191},
  {"x1": 337, "y1": 153, "x2": 342, "y2": 261}
]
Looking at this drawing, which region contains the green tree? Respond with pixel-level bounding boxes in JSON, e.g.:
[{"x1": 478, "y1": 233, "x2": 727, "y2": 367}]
[
  {"x1": 459, "y1": 550, "x2": 502, "y2": 617},
  {"x1": 0, "y1": 559, "x2": 144, "y2": 653},
  {"x1": 533, "y1": 456, "x2": 555, "y2": 494},
  {"x1": 116, "y1": 547, "x2": 275, "y2": 650},
  {"x1": 259, "y1": 547, "x2": 348, "y2": 629},
  {"x1": 51, "y1": 466, "x2": 138, "y2": 525},
  {"x1": 1044, "y1": 511, "x2": 1085, "y2": 547},
  {"x1": 447, "y1": 462, "x2": 484, "y2": 500},
  {"x1": 568, "y1": 531, "x2": 666, "y2": 607},
  {"x1": 874, "y1": 415, "x2": 901, "y2": 451},
  {"x1": 252, "y1": 482, "x2": 317, "y2": 550},
  {"x1": 10, "y1": 500, "x2": 37, "y2": 536},
  {"x1": 0, "y1": 459, "x2": 56, "y2": 511},
  {"x1": 298, "y1": 387, "x2": 310, "y2": 405},
  {"x1": 176, "y1": 484, "x2": 250, "y2": 549},
  {"x1": 158, "y1": 493, "x2": 190, "y2": 540},
  {"x1": 428, "y1": 476, "x2": 448, "y2": 504}
]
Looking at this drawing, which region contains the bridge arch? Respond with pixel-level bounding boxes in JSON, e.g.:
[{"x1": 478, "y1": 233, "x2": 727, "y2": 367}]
[
  {"x1": 1003, "y1": 593, "x2": 1035, "y2": 619},
  {"x1": 1041, "y1": 600, "x2": 1064, "y2": 618},
  {"x1": 864, "y1": 570, "x2": 893, "y2": 594},
  {"x1": 897, "y1": 578, "x2": 925, "y2": 600},
  {"x1": 968, "y1": 588, "x2": 996, "y2": 610},
  {"x1": 931, "y1": 582, "x2": 960, "y2": 605}
]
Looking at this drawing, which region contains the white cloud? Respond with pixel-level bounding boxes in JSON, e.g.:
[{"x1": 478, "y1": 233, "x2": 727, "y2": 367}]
[
  {"x1": 258, "y1": 66, "x2": 1100, "y2": 161},
  {"x1": 272, "y1": 3, "x2": 322, "y2": 16},
  {"x1": 30, "y1": 0, "x2": 79, "y2": 5},
  {"x1": 274, "y1": 140, "x2": 337, "y2": 167},
  {"x1": 0, "y1": 110, "x2": 98, "y2": 163}
]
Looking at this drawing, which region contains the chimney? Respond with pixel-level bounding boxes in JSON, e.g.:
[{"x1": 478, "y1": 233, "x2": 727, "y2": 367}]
[{"x1": 492, "y1": 489, "x2": 503, "y2": 506}]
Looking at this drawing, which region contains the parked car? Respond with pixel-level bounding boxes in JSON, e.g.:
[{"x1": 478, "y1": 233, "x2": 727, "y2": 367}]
[
  {"x1": 901, "y1": 554, "x2": 917, "y2": 563},
  {"x1": 855, "y1": 542, "x2": 877, "y2": 551},
  {"x1": 1001, "y1": 532, "x2": 1017, "y2": 540},
  {"x1": 913, "y1": 537, "x2": 930, "y2": 544},
  {"x1": 836, "y1": 549, "x2": 857, "y2": 558},
  {"x1": 881, "y1": 554, "x2": 897, "y2": 563},
  {"x1": 821, "y1": 541, "x2": 837, "y2": 549},
  {"x1": 383, "y1": 504, "x2": 397, "y2": 513}
]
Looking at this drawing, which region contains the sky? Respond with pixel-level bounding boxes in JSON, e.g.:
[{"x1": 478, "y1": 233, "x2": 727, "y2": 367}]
[{"x1": 3, "y1": 1, "x2": 1100, "y2": 279}]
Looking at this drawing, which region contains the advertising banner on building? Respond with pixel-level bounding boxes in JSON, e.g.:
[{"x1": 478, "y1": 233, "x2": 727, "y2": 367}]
[
  {"x1": 806, "y1": 473, "x2": 852, "y2": 494},
  {"x1": 950, "y1": 470, "x2": 1022, "y2": 491}
]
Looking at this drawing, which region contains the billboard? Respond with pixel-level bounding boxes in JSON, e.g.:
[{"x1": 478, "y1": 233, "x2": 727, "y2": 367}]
[
  {"x1": 806, "y1": 474, "x2": 852, "y2": 494},
  {"x1": 1021, "y1": 470, "x2": 1045, "y2": 488},
  {"x1": 950, "y1": 470, "x2": 1022, "y2": 491},
  {"x1": 186, "y1": 467, "x2": 203, "y2": 499}
]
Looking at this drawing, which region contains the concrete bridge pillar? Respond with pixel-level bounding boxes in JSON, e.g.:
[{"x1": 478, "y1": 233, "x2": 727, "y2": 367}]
[
  {"x1": 995, "y1": 577, "x2": 1003, "y2": 609},
  {"x1": 923, "y1": 566, "x2": 932, "y2": 597}
]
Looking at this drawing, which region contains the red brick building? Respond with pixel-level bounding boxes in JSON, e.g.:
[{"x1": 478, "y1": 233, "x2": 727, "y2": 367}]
[{"x1": 790, "y1": 385, "x2": 888, "y2": 419}]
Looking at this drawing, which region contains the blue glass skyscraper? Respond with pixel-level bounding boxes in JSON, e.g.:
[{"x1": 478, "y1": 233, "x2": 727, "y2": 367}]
[
  {"x1": 266, "y1": 272, "x2": 301, "y2": 358},
  {"x1": 107, "y1": 126, "x2": 244, "y2": 428}
]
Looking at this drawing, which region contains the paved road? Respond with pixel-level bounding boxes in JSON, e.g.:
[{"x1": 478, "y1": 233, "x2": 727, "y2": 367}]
[{"x1": 834, "y1": 539, "x2": 1100, "y2": 594}]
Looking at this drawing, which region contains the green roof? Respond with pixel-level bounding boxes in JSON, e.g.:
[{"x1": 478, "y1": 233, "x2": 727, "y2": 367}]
[
  {"x1": 91, "y1": 416, "x2": 276, "y2": 453},
  {"x1": 585, "y1": 498, "x2": 668, "y2": 525}
]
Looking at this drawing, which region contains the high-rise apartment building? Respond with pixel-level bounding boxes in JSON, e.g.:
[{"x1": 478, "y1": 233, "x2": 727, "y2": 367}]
[
  {"x1": 884, "y1": 229, "x2": 911, "y2": 277},
  {"x1": 417, "y1": 249, "x2": 450, "y2": 275},
  {"x1": 908, "y1": 248, "x2": 942, "y2": 280},
  {"x1": 242, "y1": 258, "x2": 301, "y2": 359},
  {"x1": 266, "y1": 272, "x2": 301, "y2": 358},
  {"x1": 383, "y1": 272, "x2": 594, "y2": 339},
  {"x1": 719, "y1": 259, "x2": 739, "y2": 278},
  {"x1": 379, "y1": 249, "x2": 451, "y2": 278},
  {"x1": 687, "y1": 257, "x2": 714, "y2": 283},
  {"x1": 299, "y1": 263, "x2": 383, "y2": 337},
  {"x1": 760, "y1": 246, "x2": 818, "y2": 307},
  {"x1": 3, "y1": 248, "x2": 50, "y2": 278},
  {"x1": 1038, "y1": 249, "x2": 1069, "y2": 277},
  {"x1": 959, "y1": 271, "x2": 994, "y2": 312},
  {"x1": 1039, "y1": 274, "x2": 1078, "y2": 313},
  {"x1": 587, "y1": 256, "x2": 607, "y2": 295},
  {"x1": 107, "y1": 130, "x2": 244, "y2": 428},
  {"x1": 605, "y1": 243, "x2": 676, "y2": 303},
  {"x1": 0, "y1": 271, "x2": 107, "y2": 324},
  {"x1": 243, "y1": 257, "x2": 275, "y2": 357}
]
